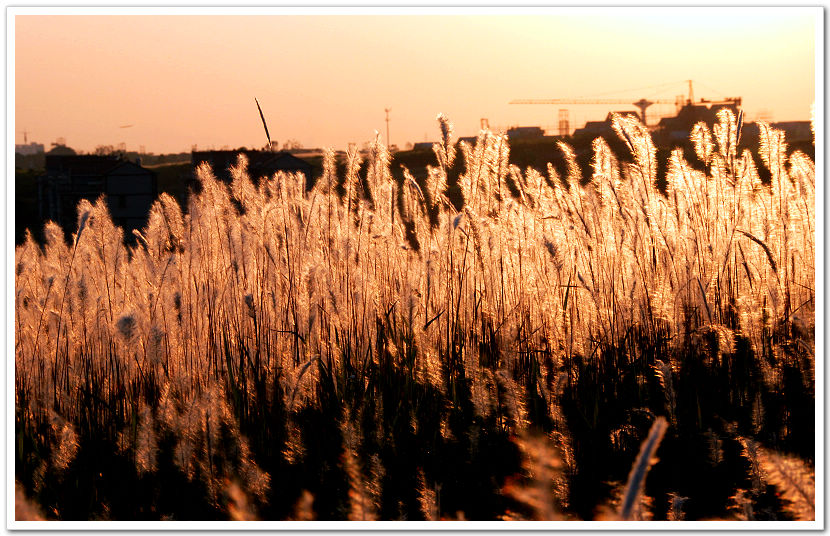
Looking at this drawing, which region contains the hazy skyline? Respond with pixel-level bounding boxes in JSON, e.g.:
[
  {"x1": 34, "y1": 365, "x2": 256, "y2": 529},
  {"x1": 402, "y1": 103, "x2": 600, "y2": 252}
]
[{"x1": 13, "y1": 8, "x2": 818, "y2": 154}]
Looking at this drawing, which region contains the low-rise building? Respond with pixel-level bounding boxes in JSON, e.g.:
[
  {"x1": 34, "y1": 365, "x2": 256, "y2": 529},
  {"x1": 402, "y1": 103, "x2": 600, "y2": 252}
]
[
  {"x1": 507, "y1": 126, "x2": 545, "y2": 141},
  {"x1": 412, "y1": 142, "x2": 435, "y2": 152},
  {"x1": 15, "y1": 142, "x2": 45, "y2": 156},
  {"x1": 38, "y1": 155, "x2": 157, "y2": 239}
]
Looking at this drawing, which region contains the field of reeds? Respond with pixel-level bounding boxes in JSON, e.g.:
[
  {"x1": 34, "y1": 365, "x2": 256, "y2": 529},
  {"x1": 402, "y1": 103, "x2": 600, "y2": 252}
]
[{"x1": 14, "y1": 111, "x2": 815, "y2": 521}]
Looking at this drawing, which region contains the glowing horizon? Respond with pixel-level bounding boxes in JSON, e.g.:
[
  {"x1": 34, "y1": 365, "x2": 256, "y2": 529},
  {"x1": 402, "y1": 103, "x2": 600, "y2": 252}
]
[{"x1": 13, "y1": 9, "x2": 818, "y2": 154}]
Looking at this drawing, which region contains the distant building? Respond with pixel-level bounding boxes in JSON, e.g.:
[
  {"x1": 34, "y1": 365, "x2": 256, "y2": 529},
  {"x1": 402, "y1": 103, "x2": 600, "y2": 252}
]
[
  {"x1": 16, "y1": 143, "x2": 47, "y2": 170},
  {"x1": 570, "y1": 102, "x2": 760, "y2": 146},
  {"x1": 506, "y1": 126, "x2": 545, "y2": 141},
  {"x1": 769, "y1": 121, "x2": 812, "y2": 142},
  {"x1": 734, "y1": 120, "x2": 813, "y2": 152},
  {"x1": 38, "y1": 154, "x2": 157, "y2": 239},
  {"x1": 571, "y1": 112, "x2": 635, "y2": 141},
  {"x1": 654, "y1": 100, "x2": 742, "y2": 143},
  {"x1": 573, "y1": 119, "x2": 613, "y2": 140},
  {"x1": 412, "y1": 142, "x2": 435, "y2": 151},
  {"x1": 15, "y1": 142, "x2": 45, "y2": 156},
  {"x1": 192, "y1": 149, "x2": 314, "y2": 187}
]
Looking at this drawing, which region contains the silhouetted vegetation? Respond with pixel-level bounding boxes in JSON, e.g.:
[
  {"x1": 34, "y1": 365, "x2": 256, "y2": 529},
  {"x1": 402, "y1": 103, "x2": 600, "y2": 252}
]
[{"x1": 15, "y1": 113, "x2": 814, "y2": 521}]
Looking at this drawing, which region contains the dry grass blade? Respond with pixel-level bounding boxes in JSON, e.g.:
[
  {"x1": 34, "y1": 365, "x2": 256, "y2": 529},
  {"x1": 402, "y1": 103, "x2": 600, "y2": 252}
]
[
  {"x1": 619, "y1": 416, "x2": 668, "y2": 520},
  {"x1": 288, "y1": 357, "x2": 320, "y2": 410},
  {"x1": 255, "y1": 97, "x2": 271, "y2": 148},
  {"x1": 737, "y1": 229, "x2": 778, "y2": 274}
]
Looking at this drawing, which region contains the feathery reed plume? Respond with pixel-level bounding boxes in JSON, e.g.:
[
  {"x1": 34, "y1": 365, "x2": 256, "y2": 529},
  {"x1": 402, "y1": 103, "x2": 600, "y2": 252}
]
[
  {"x1": 503, "y1": 434, "x2": 566, "y2": 520},
  {"x1": 747, "y1": 440, "x2": 815, "y2": 520},
  {"x1": 691, "y1": 121, "x2": 714, "y2": 166},
  {"x1": 435, "y1": 113, "x2": 456, "y2": 170},
  {"x1": 49, "y1": 411, "x2": 79, "y2": 472}
]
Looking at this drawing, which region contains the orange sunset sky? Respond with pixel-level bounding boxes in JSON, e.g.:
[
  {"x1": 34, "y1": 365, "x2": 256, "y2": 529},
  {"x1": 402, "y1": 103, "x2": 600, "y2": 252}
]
[{"x1": 13, "y1": 8, "x2": 818, "y2": 155}]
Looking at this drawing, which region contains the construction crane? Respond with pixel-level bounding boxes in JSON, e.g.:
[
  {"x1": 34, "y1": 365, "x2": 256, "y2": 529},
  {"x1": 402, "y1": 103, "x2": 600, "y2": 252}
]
[
  {"x1": 510, "y1": 97, "x2": 679, "y2": 125},
  {"x1": 510, "y1": 80, "x2": 739, "y2": 126}
]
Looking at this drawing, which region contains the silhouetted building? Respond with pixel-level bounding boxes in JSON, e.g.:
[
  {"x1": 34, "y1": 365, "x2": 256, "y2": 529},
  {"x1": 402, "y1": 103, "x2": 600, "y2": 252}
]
[
  {"x1": 16, "y1": 149, "x2": 46, "y2": 171},
  {"x1": 15, "y1": 142, "x2": 44, "y2": 156},
  {"x1": 732, "y1": 120, "x2": 813, "y2": 156},
  {"x1": 654, "y1": 100, "x2": 742, "y2": 143},
  {"x1": 192, "y1": 150, "x2": 313, "y2": 187},
  {"x1": 768, "y1": 121, "x2": 812, "y2": 142},
  {"x1": 507, "y1": 126, "x2": 545, "y2": 141},
  {"x1": 572, "y1": 112, "x2": 635, "y2": 141},
  {"x1": 572, "y1": 120, "x2": 611, "y2": 140},
  {"x1": 38, "y1": 154, "x2": 157, "y2": 239}
]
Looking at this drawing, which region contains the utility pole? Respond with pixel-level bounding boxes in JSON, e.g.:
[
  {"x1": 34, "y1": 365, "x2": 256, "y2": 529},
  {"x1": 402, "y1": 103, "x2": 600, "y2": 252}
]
[{"x1": 384, "y1": 108, "x2": 391, "y2": 148}]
